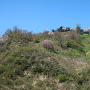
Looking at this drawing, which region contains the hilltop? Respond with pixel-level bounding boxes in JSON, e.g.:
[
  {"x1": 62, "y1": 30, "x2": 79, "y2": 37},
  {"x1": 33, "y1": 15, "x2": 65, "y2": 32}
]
[{"x1": 0, "y1": 26, "x2": 90, "y2": 90}]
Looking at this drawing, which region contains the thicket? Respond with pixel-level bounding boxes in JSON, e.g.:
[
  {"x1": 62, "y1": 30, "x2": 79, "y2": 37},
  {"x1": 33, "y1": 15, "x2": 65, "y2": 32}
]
[{"x1": 0, "y1": 26, "x2": 90, "y2": 89}]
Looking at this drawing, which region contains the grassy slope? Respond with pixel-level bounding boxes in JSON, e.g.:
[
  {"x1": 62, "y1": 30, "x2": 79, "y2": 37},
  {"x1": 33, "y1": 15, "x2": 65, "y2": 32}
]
[{"x1": 0, "y1": 31, "x2": 90, "y2": 90}]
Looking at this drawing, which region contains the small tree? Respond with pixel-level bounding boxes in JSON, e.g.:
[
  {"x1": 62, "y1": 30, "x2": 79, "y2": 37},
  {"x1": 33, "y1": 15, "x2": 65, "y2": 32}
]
[
  {"x1": 66, "y1": 27, "x2": 70, "y2": 31},
  {"x1": 76, "y1": 24, "x2": 83, "y2": 34},
  {"x1": 57, "y1": 26, "x2": 64, "y2": 32}
]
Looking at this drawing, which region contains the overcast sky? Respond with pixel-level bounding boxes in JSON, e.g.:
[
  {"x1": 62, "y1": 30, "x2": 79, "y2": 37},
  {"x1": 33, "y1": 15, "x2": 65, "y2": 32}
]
[{"x1": 0, "y1": 0, "x2": 90, "y2": 35}]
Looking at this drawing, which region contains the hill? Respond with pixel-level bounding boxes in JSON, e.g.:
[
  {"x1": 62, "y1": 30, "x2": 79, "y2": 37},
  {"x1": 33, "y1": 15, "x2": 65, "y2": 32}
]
[{"x1": 0, "y1": 28, "x2": 90, "y2": 90}]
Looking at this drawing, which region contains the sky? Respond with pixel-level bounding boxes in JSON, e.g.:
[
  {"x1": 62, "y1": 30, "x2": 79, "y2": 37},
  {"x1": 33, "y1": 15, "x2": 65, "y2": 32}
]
[{"x1": 0, "y1": 0, "x2": 90, "y2": 35}]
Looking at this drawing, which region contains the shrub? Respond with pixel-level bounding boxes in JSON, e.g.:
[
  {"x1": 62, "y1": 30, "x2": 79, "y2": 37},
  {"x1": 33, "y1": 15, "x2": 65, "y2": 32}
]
[
  {"x1": 37, "y1": 80, "x2": 43, "y2": 87},
  {"x1": 88, "y1": 38, "x2": 90, "y2": 44},
  {"x1": 0, "y1": 64, "x2": 6, "y2": 74},
  {"x1": 3, "y1": 71, "x2": 16, "y2": 80},
  {"x1": 33, "y1": 34, "x2": 40, "y2": 43},
  {"x1": 54, "y1": 31, "x2": 63, "y2": 41},
  {"x1": 14, "y1": 78, "x2": 24, "y2": 85},
  {"x1": 42, "y1": 30, "x2": 50, "y2": 38},
  {"x1": 76, "y1": 77, "x2": 83, "y2": 85},
  {"x1": 58, "y1": 74, "x2": 67, "y2": 83},
  {"x1": 54, "y1": 31, "x2": 66, "y2": 47},
  {"x1": 42, "y1": 40, "x2": 54, "y2": 49},
  {"x1": 68, "y1": 32, "x2": 78, "y2": 40},
  {"x1": 67, "y1": 39, "x2": 84, "y2": 51}
]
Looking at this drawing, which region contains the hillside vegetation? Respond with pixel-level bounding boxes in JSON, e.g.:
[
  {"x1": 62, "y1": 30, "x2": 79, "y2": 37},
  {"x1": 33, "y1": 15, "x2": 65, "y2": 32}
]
[{"x1": 0, "y1": 26, "x2": 90, "y2": 90}]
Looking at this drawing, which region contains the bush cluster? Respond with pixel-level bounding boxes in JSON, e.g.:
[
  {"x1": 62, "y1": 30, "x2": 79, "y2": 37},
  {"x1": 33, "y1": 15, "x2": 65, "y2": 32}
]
[{"x1": 0, "y1": 26, "x2": 89, "y2": 89}]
